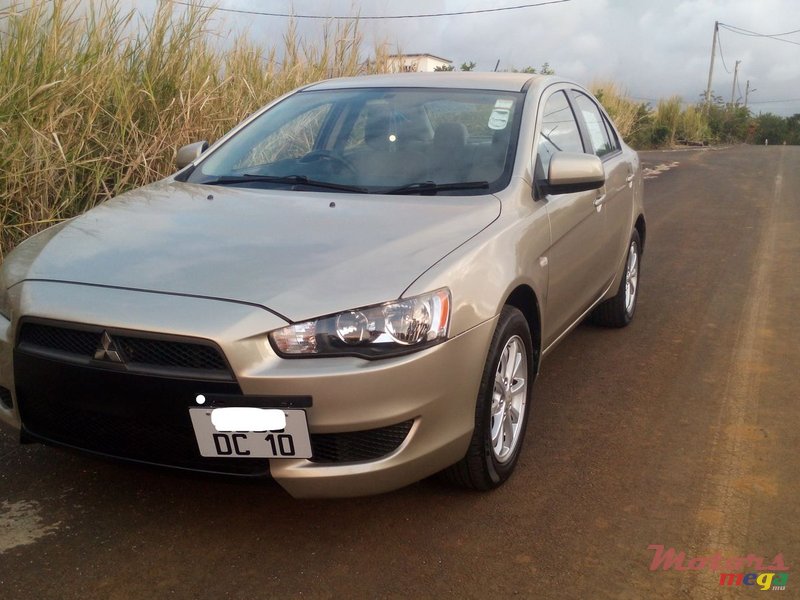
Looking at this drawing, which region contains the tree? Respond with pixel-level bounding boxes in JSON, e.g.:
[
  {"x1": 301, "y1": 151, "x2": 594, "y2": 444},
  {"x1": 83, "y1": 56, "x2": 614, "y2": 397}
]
[
  {"x1": 754, "y1": 113, "x2": 788, "y2": 144},
  {"x1": 460, "y1": 61, "x2": 476, "y2": 72},
  {"x1": 510, "y1": 63, "x2": 555, "y2": 75},
  {"x1": 433, "y1": 64, "x2": 455, "y2": 71},
  {"x1": 703, "y1": 92, "x2": 752, "y2": 144},
  {"x1": 787, "y1": 114, "x2": 800, "y2": 145}
]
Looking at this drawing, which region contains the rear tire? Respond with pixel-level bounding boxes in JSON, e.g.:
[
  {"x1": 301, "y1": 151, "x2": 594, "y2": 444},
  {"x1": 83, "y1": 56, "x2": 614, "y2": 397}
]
[
  {"x1": 591, "y1": 230, "x2": 641, "y2": 328},
  {"x1": 443, "y1": 306, "x2": 534, "y2": 491}
]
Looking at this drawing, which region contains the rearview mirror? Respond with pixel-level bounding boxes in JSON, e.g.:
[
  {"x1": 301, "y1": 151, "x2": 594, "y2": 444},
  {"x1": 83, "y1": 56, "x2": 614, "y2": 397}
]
[
  {"x1": 176, "y1": 141, "x2": 209, "y2": 170},
  {"x1": 544, "y1": 152, "x2": 605, "y2": 194}
]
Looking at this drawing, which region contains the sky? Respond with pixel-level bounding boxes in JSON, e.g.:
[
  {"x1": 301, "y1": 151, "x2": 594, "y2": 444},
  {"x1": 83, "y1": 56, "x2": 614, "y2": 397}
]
[{"x1": 138, "y1": 0, "x2": 800, "y2": 116}]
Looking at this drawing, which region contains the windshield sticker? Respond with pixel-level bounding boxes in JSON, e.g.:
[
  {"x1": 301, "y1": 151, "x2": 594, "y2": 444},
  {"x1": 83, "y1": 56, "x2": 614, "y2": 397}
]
[
  {"x1": 488, "y1": 108, "x2": 511, "y2": 130},
  {"x1": 494, "y1": 99, "x2": 514, "y2": 110}
]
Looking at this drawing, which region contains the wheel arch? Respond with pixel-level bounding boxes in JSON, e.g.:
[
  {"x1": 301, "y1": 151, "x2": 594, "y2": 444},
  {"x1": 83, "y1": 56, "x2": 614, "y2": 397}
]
[
  {"x1": 634, "y1": 214, "x2": 646, "y2": 254},
  {"x1": 504, "y1": 284, "x2": 542, "y2": 372}
]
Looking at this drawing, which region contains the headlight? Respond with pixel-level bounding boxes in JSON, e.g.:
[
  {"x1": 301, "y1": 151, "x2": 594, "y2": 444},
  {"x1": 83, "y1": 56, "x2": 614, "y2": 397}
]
[{"x1": 269, "y1": 288, "x2": 451, "y2": 359}]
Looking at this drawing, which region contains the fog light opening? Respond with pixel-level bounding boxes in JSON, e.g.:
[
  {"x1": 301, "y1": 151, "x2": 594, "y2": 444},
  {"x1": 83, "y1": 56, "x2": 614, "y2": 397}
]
[{"x1": 0, "y1": 386, "x2": 13, "y2": 410}]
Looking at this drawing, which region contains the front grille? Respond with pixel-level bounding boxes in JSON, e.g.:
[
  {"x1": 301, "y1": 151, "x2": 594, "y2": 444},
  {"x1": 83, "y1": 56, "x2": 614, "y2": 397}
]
[
  {"x1": 310, "y1": 421, "x2": 413, "y2": 463},
  {"x1": 15, "y1": 350, "x2": 267, "y2": 476},
  {"x1": 18, "y1": 321, "x2": 230, "y2": 379},
  {"x1": 21, "y1": 322, "x2": 98, "y2": 357},
  {"x1": 114, "y1": 335, "x2": 226, "y2": 372}
]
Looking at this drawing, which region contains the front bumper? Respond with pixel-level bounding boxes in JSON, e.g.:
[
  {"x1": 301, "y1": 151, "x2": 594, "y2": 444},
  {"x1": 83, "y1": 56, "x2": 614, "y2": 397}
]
[{"x1": 0, "y1": 281, "x2": 495, "y2": 498}]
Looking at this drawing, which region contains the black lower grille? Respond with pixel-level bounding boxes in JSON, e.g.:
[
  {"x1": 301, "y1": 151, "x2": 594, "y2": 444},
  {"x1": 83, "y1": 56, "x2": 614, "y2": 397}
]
[
  {"x1": 310, "y1": 421, "x2": 413, "y2": 463},
  {"x1": 18, "y1": 321, "x2": 231, "y2": 379},
  {"x1": 15, "y1": 351, "x2": 268, "y2": 476}
]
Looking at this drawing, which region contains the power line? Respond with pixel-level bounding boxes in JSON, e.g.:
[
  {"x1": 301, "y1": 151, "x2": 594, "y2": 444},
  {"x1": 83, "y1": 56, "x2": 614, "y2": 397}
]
[
  {"x1": 720, "y1": 23, "x2": 800, "y2": 38},
  {"x1": 747, "y1": 98, "x2": 800, "y2": 104},
  {"x1": 169, "y1": 0, "x2": 571, "y2": 20},
  {"x1": 717, "y1": 29, "x2": 732, "y2": 74},
  {"x1": 719, "y1": 23, "x2": 800, "y2": 47}
]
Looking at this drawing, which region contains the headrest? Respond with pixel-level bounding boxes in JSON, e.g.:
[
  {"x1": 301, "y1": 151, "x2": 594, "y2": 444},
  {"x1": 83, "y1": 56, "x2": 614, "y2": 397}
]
[
  {"x1": 434, "y1": 122, "x2": 468, "y2": 148},
  {"x1": 364, "y1": 106, "x2": 393, "y2": 150},
  {"x1": 492, "y1": 128, "x2": 511, "y2": 146}
]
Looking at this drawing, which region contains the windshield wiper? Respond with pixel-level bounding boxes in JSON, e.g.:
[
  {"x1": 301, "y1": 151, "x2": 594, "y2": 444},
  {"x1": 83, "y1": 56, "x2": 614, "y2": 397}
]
[
  {"x1": 202, "y1": 174, "x2": 367, "y2": 194},
  {"x1": 386, "y1": 181, "x2": 490, "y2": 195}
]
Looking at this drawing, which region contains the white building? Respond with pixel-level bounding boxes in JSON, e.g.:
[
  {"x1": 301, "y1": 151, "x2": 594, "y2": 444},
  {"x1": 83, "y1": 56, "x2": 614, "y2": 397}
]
[{"x1": 387, "y1": 53, "x2": 453, "y2": 73}]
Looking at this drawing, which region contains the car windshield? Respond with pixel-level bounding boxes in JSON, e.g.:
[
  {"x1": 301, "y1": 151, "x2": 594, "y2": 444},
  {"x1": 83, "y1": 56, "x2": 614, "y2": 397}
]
[{"x1": 187, "y1": 87, "x2": 524, "y2": 194}]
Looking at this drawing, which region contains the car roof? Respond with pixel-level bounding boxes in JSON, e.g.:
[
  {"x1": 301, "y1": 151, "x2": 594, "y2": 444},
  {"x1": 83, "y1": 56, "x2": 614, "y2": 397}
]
[{"x1": 305, "y1": 72, "x2": 548, "y2": 93}]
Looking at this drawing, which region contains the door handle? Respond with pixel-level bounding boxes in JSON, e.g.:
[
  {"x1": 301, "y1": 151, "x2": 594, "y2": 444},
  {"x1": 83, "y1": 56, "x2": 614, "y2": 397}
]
[
  {"x1": 593, "y1": 193, "x2": 606, "y2": 207},
  {"x1": 626, "y1": 173, "x2": 635, "y2": 183}
]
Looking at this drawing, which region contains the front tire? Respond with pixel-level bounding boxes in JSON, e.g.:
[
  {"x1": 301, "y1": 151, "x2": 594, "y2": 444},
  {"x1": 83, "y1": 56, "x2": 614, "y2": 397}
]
[
  {"x1": 591, "y1": 229, "x2": 641, "y2": 328},
  {"x1": 443, "y1": 306, "x2": 534, "y2": 490}
]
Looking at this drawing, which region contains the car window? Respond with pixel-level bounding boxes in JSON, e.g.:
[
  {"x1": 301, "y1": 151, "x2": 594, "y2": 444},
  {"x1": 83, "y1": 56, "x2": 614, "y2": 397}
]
[
  {"x1": 536, "y1": 91, "x2": 584, "y2": 178},
  {"x1": 602, "y1": 113, "x2": 621, "y2": 152},
  {"x1": 190, "y1": 88, "x2": 524, "y2": 194},
  {"x1": 573, "y1": 93, "x2": 615, "y2": 157}
]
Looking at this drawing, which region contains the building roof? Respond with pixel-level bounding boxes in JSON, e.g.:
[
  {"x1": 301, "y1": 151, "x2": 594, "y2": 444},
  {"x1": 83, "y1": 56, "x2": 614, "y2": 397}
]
[{"x1": 387, "y1": 53, "x2": 453, "y2": 64}]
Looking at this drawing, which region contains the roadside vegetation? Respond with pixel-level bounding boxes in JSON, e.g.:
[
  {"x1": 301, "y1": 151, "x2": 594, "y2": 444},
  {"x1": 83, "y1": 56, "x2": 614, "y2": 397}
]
[
  {"x1": 1, "y1": 1, "x2": 798, "y2": 256},
  {"x1": 591, "y1": 83, "x2": 800, "y2": 149}
]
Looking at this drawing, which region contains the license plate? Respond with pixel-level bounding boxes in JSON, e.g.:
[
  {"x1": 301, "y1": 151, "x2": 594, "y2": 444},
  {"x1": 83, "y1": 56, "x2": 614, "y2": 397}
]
[{"x1": 189, "y1": 408, "x2": 312, "y2": 458}]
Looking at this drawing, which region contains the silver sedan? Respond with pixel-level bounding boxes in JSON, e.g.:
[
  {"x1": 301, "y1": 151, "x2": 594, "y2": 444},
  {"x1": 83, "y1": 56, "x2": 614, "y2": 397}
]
[{"x1": 0, "y1": 73, "x2": 645, "y2": 497}]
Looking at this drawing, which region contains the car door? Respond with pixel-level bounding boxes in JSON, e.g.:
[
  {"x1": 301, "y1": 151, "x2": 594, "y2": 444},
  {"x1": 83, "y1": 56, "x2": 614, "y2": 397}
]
[
  {"x1": 570, "y1": 91, "x2": 633, "y2": 280},
  {"x1": 535, "y1": 89, "x2": 611, "y2": 347}
]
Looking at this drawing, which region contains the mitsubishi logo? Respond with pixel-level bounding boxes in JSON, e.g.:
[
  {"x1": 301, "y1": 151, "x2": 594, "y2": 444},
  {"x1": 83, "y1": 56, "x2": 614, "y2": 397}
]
[{"x1": 94, "y1": 331, "x2": 124, "y2": 363}]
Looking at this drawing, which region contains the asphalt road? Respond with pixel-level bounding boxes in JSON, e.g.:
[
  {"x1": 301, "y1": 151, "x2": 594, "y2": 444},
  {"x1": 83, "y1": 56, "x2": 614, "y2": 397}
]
[{"x1": 1, "y1": 145, "x2": 798, "y2": 599}]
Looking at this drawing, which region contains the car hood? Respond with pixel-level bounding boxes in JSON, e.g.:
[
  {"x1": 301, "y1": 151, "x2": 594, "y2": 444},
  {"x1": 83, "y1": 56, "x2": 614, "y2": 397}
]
[{"x1": 13, "y1": 180, "x2": 500, "y2": 322}]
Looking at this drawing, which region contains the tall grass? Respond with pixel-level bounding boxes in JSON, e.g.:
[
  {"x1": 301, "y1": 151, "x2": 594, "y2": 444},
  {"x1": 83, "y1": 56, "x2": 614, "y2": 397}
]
[
  {"x1": 652, "y1": 97, "x2": 682, "y2": 146},
  {"x1": 590, "y1": 81, "x2": 648, "y2": 141},
  {"x1": 677, "y1": 104, "x2": 710, "y2": 142},
  {"x1": 592, "y1": 83, "x2": 722, "y2": 149},
  {"x1": 0, "y1": 0, "x2": 389, "y2": 258}
]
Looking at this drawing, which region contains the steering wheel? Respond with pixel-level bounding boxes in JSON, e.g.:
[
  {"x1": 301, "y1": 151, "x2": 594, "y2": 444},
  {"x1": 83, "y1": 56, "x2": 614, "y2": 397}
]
[{"x1": 298, "y1": 150, "x2": 358, "y2": 177}]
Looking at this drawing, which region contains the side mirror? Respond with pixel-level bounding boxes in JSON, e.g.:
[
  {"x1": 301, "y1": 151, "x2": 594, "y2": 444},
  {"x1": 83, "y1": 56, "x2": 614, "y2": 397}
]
[
  {"x1": 544, "y1": 152, "x2": 605, "y2": 194},
  {"x1": 176, "y1": 141, "x2": 209, "y2": 169}
]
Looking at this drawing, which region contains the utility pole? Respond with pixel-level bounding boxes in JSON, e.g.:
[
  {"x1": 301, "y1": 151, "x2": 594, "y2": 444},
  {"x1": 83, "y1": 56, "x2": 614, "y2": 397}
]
[
  {"x1": 705, "y1": 21, "x2": 719, "y2": 110},
  {"x1": 730, "y1": 60, "x2": 741, "y2": 107},
  {"x1": 744, "y1": 80, "x2": 756, "y2": 108}
]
